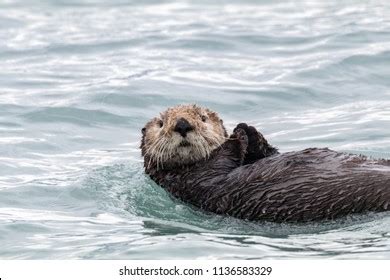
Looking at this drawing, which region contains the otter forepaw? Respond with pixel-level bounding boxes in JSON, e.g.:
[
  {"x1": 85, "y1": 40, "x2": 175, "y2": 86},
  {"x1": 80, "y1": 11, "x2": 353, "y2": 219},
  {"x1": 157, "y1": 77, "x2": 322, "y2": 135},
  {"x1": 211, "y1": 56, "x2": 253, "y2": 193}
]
[
  {"x1": 226, "y1": 128, "x2": 248, "y2": 164},
  {"x1": 230, "y1": 127, "x2": 248, "y2": 148},
  {"x1": 234, "y1": 123, "x2": 263, "y2": 153},
  {"x1": 233, "y1": 123, "x2": 278, "y2": 164},
  {"x1": 234, "y1": 123, "x2": 260, "y2": 150}
]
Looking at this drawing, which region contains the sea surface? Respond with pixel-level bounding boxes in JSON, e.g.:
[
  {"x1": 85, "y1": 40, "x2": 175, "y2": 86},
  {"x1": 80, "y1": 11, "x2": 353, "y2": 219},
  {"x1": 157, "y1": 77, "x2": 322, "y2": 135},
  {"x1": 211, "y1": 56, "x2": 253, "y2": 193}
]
[{"x1": 1, "y1": 0, "x2": 390, "y2": 259}]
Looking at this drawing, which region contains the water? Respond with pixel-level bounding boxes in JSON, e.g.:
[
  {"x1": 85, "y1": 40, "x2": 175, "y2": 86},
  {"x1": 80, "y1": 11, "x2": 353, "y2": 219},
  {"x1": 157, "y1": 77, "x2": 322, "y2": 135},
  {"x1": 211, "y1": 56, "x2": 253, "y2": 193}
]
[{"x1": 1, "y1": 0, "x2": 390, "y2": 259}]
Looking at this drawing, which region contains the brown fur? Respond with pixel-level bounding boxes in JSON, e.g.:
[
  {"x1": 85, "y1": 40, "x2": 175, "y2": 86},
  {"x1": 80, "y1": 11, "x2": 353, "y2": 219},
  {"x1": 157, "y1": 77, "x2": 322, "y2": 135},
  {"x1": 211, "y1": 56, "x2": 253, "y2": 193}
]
[
  {"x1": 140, "y1": 105, "x2": 390, "y2": 222},
  {"x1": 141, "y1": 104, "x2": 228, "y2": 169}
]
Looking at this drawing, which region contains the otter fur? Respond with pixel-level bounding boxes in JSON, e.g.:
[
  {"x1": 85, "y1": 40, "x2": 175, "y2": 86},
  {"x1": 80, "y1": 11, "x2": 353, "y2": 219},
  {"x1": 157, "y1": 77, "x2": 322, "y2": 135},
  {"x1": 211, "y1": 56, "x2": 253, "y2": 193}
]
[{"x1": 141, "y1": 104, "x2": 390, "y2": 223}]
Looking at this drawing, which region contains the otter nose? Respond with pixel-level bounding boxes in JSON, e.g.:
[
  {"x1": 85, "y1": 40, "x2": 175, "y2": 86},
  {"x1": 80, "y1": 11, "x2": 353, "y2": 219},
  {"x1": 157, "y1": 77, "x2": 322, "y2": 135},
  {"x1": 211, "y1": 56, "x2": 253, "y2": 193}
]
[{"x1": 174, "y1": 118, "x2": 194, "y2": 137}]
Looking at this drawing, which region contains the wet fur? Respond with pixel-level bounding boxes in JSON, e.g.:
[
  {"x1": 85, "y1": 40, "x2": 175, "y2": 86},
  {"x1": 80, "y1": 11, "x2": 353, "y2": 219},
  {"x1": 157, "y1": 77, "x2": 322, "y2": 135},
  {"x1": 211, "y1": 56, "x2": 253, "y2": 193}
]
[
  {"x1": 141, "y1": 104, "x2": 228, "y2": 170},
  {"x1": 141, "y1": 105, "x2": 390, "y2": 222}
]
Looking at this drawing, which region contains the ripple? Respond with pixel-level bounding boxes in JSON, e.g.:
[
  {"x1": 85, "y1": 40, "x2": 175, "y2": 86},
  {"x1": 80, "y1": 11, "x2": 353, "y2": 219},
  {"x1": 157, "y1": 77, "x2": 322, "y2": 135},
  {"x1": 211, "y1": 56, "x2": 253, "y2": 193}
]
[
  {"x1": 22, "y1": 107, "x2": 131, "y2": 126},
  {"x1": 1, "y1": 0, "x2": 390, "y2": 259}
]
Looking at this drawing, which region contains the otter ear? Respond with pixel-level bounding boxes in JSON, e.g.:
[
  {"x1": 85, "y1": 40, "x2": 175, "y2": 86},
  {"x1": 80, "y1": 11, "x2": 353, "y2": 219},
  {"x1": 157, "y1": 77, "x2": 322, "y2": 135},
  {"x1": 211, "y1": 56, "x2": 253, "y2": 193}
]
[
  {"x1": 141, "y1": 127, "x2": 146, "y2": 135},
  {"x1": 206, "y1": 109, "x2": 222, "y2": 123}
]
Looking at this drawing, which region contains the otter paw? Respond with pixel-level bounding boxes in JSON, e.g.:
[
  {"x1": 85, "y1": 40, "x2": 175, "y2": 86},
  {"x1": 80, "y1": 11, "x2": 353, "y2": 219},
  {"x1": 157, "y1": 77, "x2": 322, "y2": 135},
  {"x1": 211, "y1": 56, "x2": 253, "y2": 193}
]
[
  {"x1": 233, "y1": 123, "x2": 250, "y2": 133},
  {"x1": 233, "y1": 123, "x2": 277, "y2": 164},
  {"x1": 234, "y1": 123, "x2": 263, "y2": 153},
  {"x1": 227, "y1": 128, "x2": 248, "y2": 163},
  {"x1": 230, "y1": 127, "x2": 248, "y2": 146}
]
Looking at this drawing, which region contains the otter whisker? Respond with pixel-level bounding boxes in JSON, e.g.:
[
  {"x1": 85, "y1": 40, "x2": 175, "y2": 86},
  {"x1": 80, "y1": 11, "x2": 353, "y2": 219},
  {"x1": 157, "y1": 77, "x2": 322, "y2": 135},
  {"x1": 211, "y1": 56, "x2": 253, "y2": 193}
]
[
  {"x1": 146, "y1": 137, "x2": 163, "y2": 168},
  {"x1": 151, "y1": 136, "x2": 168, "y2": 170},
  {"x1": 196, "y1": 136, "x2": 209, "y2": 161},
  {"x1": 141, "y1": 104, "x2": 390, "y2": 223},
  {"x1": 141, "y1": 104, "x2": 228, "y2": 169},
  {"x1": 156, "y1": 139, "x2": 167, "y2": 170},
  {"x1": 145, "y1": 137, "x2": 162, "y2": 158},
  {"x1": 159, "y1": 141, "x2": 171, "y2": 170}
]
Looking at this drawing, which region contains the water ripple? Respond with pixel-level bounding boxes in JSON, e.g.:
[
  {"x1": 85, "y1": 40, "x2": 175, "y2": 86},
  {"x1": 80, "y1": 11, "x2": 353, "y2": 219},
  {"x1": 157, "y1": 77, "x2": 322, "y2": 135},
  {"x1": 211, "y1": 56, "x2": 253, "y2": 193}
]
[{"x1": 1, "y1": 0, "x2": 390, "y2": 259}]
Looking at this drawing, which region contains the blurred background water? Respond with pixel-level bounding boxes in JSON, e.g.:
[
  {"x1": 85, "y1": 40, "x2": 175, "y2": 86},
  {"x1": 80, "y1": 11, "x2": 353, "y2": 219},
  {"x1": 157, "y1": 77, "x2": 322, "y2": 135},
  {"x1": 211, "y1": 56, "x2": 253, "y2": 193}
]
[{"x1": 1, "y1": 0, "x2": 390, "y2": 259}]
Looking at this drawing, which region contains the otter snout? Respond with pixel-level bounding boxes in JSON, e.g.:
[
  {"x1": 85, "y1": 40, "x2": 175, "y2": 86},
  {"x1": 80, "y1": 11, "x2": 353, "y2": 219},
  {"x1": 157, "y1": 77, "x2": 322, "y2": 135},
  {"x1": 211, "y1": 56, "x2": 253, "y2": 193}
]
[{"x1": 174, "y1": 118, "x2": 194, "y2": 137}]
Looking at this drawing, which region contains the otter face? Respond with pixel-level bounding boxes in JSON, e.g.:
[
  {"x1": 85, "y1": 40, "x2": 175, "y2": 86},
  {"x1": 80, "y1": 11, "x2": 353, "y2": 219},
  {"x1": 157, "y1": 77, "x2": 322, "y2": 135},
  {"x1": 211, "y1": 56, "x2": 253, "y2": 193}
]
[{"x1": 141, "y1": 104, "x2": 228, "y2": 170}]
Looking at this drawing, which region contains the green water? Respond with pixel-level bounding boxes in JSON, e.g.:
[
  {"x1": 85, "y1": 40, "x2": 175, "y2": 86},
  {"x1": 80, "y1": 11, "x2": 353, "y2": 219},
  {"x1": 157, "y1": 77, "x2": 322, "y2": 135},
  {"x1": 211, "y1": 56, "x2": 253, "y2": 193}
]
[{"x1": 1, "y1": 0, "x2": 390, "y2": 259}]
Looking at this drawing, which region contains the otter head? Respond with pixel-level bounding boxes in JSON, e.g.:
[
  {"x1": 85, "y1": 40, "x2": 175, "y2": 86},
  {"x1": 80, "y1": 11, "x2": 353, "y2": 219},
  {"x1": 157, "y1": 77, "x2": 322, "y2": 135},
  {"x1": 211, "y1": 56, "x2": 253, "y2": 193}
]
[{"x1": 141, "y1": 104, "x2": 228, "y2": 170}]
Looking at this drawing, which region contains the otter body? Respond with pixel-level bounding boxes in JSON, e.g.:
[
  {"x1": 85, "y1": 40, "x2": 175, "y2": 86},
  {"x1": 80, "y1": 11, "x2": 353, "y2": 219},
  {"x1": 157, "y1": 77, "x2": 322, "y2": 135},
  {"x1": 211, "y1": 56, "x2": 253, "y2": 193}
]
[{"x1": 141, "y1": 105, "x2": 390, "y2": 223}]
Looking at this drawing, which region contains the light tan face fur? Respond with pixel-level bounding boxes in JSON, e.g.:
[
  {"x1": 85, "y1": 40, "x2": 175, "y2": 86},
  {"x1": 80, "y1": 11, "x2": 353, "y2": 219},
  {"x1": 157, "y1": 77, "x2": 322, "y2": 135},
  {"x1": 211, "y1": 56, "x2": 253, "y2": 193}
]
[{"x1": 141, "y1": 104, "x2": 227, "y2": 169}]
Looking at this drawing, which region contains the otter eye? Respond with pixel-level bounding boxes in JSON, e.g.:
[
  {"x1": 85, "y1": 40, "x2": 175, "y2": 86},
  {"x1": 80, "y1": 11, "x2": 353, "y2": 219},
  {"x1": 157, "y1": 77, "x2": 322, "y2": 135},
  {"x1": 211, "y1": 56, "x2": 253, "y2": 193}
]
[
  {"x1": 201, "y1": 115, "x2": 207, "y2": 122},
  {"x1": 141, "y1": 127, "x2": 146, "y2": 134},
  {"x1": 158, "y1": 120, "x2": 163, "y2": 127}
]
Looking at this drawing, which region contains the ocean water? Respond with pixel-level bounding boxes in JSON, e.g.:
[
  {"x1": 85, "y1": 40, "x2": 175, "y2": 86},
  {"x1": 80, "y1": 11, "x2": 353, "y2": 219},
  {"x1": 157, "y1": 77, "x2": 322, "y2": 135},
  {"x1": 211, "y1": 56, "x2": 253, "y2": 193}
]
[{"x1": 1, "y1": 0, "x2": 390, "y2": 259}]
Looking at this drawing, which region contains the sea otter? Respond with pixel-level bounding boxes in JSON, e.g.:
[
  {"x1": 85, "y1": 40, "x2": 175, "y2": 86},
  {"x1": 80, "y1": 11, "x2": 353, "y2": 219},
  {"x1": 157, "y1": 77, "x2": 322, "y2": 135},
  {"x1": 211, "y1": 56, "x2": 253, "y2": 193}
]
[{"x1": 141, "y1": 104, "x2": 390, "y2": 222}]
